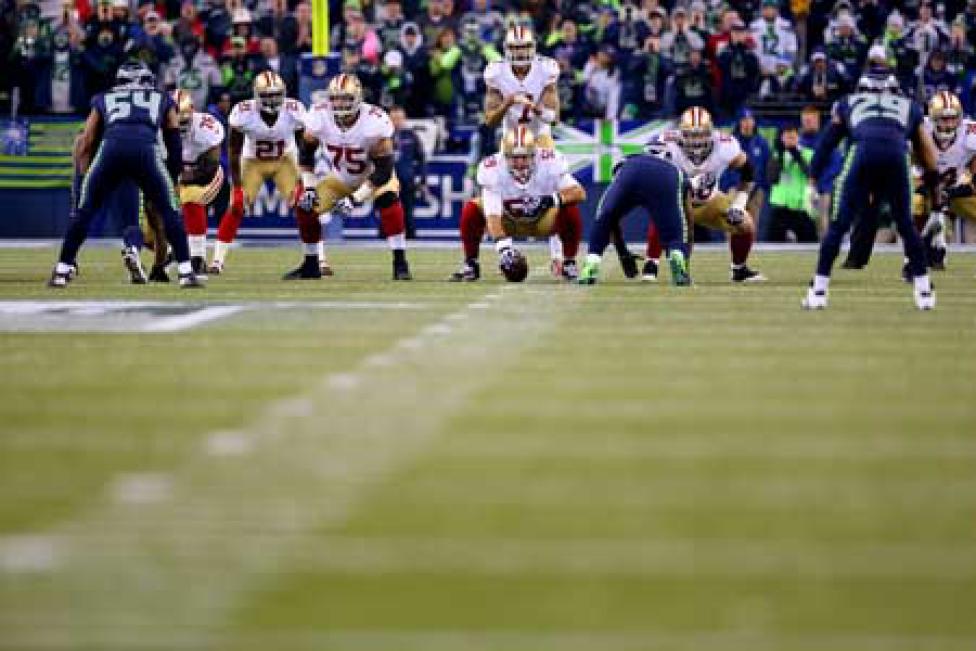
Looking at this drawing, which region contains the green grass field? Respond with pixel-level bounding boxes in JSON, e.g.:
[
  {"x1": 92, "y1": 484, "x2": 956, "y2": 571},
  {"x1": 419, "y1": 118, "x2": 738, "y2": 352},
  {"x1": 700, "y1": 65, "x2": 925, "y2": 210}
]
[{"x1": 1, "y1": 244, "x2": 975, "y2": 651}]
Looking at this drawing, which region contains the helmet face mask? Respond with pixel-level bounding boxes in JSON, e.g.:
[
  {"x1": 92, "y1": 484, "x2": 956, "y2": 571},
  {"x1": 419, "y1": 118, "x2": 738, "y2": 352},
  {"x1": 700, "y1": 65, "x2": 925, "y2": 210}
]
[
  {"x1": 254, "y1": 71, "x2": 286, "y2": 115},
  {"x1": 930, "y1": 91, "x2": 962, "y2": 148},
  {"x1": 115, "y1": 61, "x2": 154, "y2": 89},
  {"x1": 172, "y1": 90, "x2": 194, "y2": 134},
  {"x1": 678, "y1": 107, "x2": 714, "y2": 165},
  {"x1": 327, "y1": 73, "x2": 363, "y2": 127},
  {"x1": 502, "y1": 127, "x2": 536, "y2": 183},
  {"x1": 504, "y1": 26, "x2": 535, "y2": 68}
]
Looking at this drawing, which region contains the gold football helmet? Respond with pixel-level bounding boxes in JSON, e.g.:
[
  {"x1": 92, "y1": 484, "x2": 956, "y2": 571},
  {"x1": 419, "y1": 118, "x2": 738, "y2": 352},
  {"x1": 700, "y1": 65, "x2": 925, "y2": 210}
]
[
  {"x1": 929, "y1": 90, "x2": 962, "y2": 148},
  {"x1": 504, "y1": 25, "x2": 536, "y2": 68},
  {"x1": 171, "y1": 89, "x2": 194, "y2": 134},
  {"x1": 253, "y1": 70, "x2": 286, "y2": 114},
  {"x1": 678, "y1": 106, "x2": 714, "y2": 165},
  {"x1": 501, "y1": 126, "x2": 537, "y2": 183},
  {"x1": 327, "y1": 73, "x2": 363, "y2": 125}
]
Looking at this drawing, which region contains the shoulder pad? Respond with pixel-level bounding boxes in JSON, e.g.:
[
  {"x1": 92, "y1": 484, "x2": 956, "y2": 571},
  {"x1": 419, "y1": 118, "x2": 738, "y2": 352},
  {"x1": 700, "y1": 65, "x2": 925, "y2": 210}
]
[
  {"x1": 228, "y1": 100, "x2": 253, "y2": 128},
  {"x1": 484, "y1": 60, "x2": 503, "y2": 86},
  {"x1": 196, "y1": 112, "x2": 225, "y2": 143},
  {"x1": 364, "y1": 104, "x2": 394, "y2": 138},
  {"x1": 477, "y1": 155, "x2": 501, "y2": 186},
  {"x1": 964, "y1": 120, "x2": 976, "y2": 152},
  {"x1": 284, "y1": 98, "x2": 305, "y2": 119},
  {"x1": 539, "y1": 55, "x2": 559, "y2": 83}
]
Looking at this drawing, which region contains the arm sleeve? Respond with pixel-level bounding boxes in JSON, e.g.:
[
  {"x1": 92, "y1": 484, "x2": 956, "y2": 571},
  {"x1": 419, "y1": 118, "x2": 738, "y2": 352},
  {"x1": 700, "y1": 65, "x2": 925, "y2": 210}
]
[
  {"x1": 368, "y1": 153, "x2": 394, "y2": 186},
  {"x1": 163, "y1": 127, "x2": 183, "y2": 181}
]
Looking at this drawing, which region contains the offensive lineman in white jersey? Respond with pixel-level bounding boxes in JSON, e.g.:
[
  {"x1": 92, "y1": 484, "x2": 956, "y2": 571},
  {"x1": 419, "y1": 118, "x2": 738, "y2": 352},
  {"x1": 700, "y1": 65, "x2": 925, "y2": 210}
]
[
  {"x1": 296, "y1": 73, "x2": 412, "y2": 280},
  {"x1": 644, "y1": 107, "x2": 766, "y2": 283},
  {"x1": 211, "y1": 71, "x2": 305, "y2": 274},
  {"x1": 915, "y1": 91, "x2": 976, "y2": 267},
  {"x1": 452, "y1": 126, "x2": 585, "y2": 281}
]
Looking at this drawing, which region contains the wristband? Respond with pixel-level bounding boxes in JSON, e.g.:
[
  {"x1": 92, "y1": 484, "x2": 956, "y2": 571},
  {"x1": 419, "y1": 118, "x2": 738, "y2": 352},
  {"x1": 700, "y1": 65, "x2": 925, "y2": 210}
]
[
  {"x1": 551, "y1": 192, "x2": 563, "y2": 208},
  {"x1": 352, "y1": 183, "x2": 373, "y2": 203},
  {"x1": 495, "y1": 237, "x2": 513, "y2": 253},
  {"x1": 301, "y1": 171, "x2": 318, "y2": 188}
]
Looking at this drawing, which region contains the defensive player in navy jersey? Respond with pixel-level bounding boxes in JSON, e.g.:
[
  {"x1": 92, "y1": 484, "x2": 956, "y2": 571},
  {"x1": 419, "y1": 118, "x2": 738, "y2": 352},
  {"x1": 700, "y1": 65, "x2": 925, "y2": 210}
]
[
  {"x1": 48, "y1": 61, "x2": 203, "y2": 288},
  {"x1": 803, "y1": 72, "x2": 940, "y2": 310},
  {"x1": 579, "y1": 150, "x2": 692, "y2": 286}
]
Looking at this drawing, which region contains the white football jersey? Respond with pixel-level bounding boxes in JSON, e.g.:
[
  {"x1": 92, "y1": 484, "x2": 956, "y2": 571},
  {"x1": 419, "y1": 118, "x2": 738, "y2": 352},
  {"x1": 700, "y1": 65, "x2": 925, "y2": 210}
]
[
  {"x1": 182, "y1": 111, "x2": 225, "y2": 163},
  {"x1": 228, "y1": 98, "x2": 306, "y2": 161},
  {"x1": 302, "y1": 102, "x2": 394, "y2": 186},
  {"x1": 484, "y1": 55, "x2": 560, "y2": 137},
  {"x1": 477, "y1": 147, "x2": 579, "y2": 219},
  {"x1": 925, "y1": 117, "x2": 976, "y2": 180},
  {"x1": 655, "y1": 129, "x2": 742, "y2": 205}
]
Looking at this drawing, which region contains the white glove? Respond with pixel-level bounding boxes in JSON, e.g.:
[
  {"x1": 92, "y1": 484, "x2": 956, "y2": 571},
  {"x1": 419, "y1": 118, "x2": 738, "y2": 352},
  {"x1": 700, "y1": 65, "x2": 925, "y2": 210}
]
[
  {"x1": 922, "y1": 210, "x2": 945, "y2": 238},
  {"x1": 297, "y1": 187, "x2": 318, "y2": 212},
  {"x1": 725, "y1": 206, "x2": 747, "y2": 227},
  {"x1": 333, "y1": 196, "x2": 357, "y2": 216}
]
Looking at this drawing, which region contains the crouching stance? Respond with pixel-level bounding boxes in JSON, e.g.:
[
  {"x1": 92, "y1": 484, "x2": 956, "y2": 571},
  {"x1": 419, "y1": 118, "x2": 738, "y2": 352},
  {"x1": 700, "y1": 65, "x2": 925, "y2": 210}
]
[
  {"x1": 450, "y1": 126, "x2": 585, "y2": 282},
  {"x1": 295, "y1": 73, "x2": 411, "y2": 280},
  {"x1": 580, "y1": 151, "x2": 692, "y2": 286}
]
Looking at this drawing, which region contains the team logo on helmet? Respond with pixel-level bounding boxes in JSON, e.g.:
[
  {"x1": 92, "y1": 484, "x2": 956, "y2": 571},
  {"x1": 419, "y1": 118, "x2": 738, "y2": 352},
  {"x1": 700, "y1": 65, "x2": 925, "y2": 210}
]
[
  {"x1": 171, "y1": 89, "x2": 194, "y2": 134},
  {"x1": 501, "y1": 126, "x2": 537, "y2": 183},
  {"x1": 327, "y1": 73, "x2": 364, "y2": 126},
  {"x1": 253, "y1": 71, "x2": 286, "y2": 114},
  {"x1": 504, "y1": 25, "x2": 536, "y2": 67},
  {"x1": 678, "y1": 106, "x2": 714, "y2": 165},
  {"x1": 929, "y1": 90, "x2": 962, "y2": 149}
]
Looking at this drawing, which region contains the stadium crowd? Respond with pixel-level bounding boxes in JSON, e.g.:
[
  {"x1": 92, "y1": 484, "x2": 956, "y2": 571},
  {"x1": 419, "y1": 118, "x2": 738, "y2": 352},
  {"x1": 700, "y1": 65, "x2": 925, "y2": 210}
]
[{"x1": 4, "y1": 0, "x2": 976, "y2": 122}]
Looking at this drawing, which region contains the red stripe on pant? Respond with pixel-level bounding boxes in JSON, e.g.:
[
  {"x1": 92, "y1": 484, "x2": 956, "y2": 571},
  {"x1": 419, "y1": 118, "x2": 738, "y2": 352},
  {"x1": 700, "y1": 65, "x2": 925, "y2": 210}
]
[
  {"x1": 296, "y1": 206, "x2": 321, "y2": 244},
  {"x1": 460, "y1": 200, "x2": 486, "y2": 259},
  {"x1": 182, "y1": 203, "x2": 207, "y2": 236},
  {"x1": 216, "y1": 203, "x2": 244, "y2": 244},
  {"x1": 555, "y1": 204, "x2": 582, "y2": 258}
]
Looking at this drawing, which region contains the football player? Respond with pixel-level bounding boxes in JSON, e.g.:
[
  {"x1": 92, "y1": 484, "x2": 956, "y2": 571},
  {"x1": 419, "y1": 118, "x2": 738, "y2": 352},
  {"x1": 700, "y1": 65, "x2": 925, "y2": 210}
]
[
  {"x1": 914, "y1": 91, "x2": 976, "y2": 269},
  {"x1": 450, "y1": 126, "x2": 585, "y2": 282},
  {"x1": 482, "y1": 25, "x2": 567, "y2": 276},
  {"x1": 803, "y1": 72, "x2": 940, "y2": 310},
  {"x1": 642, "y1": 107, "x2": 765, "y2": 283},
  {"x1": 49, "y1": 61, "x2": 202, "y2": 288},
  {"x1": 211, "y1": 71, "x2": 305, "y2": 274},
  {"x1": 296, "y1": 73, "x2": 412, "y2": 280},
  {"x1": 579, "y1": 149, "x2": 692, "y2": 286},
  {"x1": 164, "y1": 88, "x2": 225, "y2": 279}
]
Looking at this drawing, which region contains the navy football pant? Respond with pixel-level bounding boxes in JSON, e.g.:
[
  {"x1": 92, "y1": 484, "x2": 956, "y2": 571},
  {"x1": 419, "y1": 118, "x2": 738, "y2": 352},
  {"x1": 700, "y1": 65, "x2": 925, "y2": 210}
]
[
  {"x1": 588, "y1": 155, "x2": 690, "y2": 258},
  {"x1": 816, "y1": 144, "x2": 926, "y2": 278},
  {"x1": 59, "y1": 140, "x2": 190, "y2": 265}
]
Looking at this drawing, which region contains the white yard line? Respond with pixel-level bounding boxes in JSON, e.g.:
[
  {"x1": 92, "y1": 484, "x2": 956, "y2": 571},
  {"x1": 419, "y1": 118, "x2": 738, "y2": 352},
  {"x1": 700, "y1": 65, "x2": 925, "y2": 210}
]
[
  {"x1": 0, "y1": 286, "x2": 573, "y2": 648},
  {"x1": 139, "y1": 305, "x2": 244, "y2": 332}
]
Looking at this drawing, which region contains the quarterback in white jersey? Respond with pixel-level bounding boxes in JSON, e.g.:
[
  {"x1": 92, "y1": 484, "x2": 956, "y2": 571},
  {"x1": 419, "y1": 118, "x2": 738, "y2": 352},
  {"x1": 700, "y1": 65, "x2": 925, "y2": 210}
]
[
  {"x1": 450, "y1": 126, "x2": 585, "y2": 282},
  {"x1": 647, "y1": 106, "x2": 765, "y2": 283},
  {"x1": 168, "y1": 89, "x2": 225, "y2": 278},
  {"x1": 210, "y1": 71, "x2": 305, "y2": 274},
  {"x1": 295, "y1": 73, "x2": 411, "y2": 280}
]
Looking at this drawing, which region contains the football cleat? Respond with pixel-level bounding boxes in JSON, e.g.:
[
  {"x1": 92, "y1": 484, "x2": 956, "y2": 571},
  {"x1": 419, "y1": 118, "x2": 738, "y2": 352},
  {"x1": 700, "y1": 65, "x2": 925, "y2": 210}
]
[
  {"x1": 122, "y1": 246, "x2": 147, "y2": 284},
  {"x1": 47, "y1": 269, "x2": 70, "y2": 288},
  {"x1": 148, "y1": 264, "x2": 170, "y2": 283},
  {"x1": 191, "y1": 256, "x2": 209, "y2": 278},
  {"x1": 642, "y1": 259, "x2": 659, "y2": 282},
  {"x1": 208, "y1": 260, "x2": 224, "y2": 275},
  {"x1": 914, "y1": 288, "x2": 936, "y2": 310},
  {"x1": 561, "y1": 259, "x2": 579, "y2": 281},
  {"x1": 841, "y1": 258, "x2": 865, "y2": 270},
  {"x1": 282, "y1": 256, "x2": 322, "y2": 280},
  {"x1": 66, "y1": 263, "x2": 79, "y2": 280},
  {"x1": 321, "y1": 260, "x2": 335, "y2": 276},
  {"x1": 578, "y1": 259, "x2": 600, "y2": 285},
  {"x1": 801, "y1": 285, "x2": 828, "y2": 310},
  {"x1": 616, "y1": 249, "x2": 641, "y2": 279},
  {"x1": 549, "y1": 258, "x2": 563, "y2": 278},
  {"x1": 449, "y1": 259, "x2": 480, "y2": 282},
  {"x1": 668, "y1": 250, "x2": 692, "y2": 286},
  {"x1": 901, "y1": 261, "x2": 912, "y2": 284},
  {"x1": 179, "y1": 272, "x2": 206, "y2": 288},
  {"x1": 928, "y1": 246, "x2": 947, "y2": 271},
  {"x1": 393, "y1": 258, "x2": 412, "y2": 281},
  {"x1": 731, "y1": 265, "x2": 766, "y2": 283}
]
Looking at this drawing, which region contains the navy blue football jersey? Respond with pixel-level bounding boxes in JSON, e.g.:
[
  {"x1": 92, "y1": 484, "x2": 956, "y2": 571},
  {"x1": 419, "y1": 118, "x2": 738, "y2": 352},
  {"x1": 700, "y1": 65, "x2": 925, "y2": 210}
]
[
  {"x1": 832, "y1": 92, "x2": 923, "y2": 151},
  {"x1": 93, "y1": 88, "x2": 175, "y2": 143}
]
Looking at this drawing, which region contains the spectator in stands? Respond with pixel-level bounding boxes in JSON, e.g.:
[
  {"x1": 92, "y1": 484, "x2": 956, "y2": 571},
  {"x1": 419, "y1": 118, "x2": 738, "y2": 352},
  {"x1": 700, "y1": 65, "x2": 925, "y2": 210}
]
[
  {"x1": 921, "y1": 48, "x2": 955, "y2": 100},
  {"x1": 716, "y1": 21, "x2": 759, "y2": 118},
  {"x1": 550, "y1": 19, "x2": 591, "y2": 70},
  {"x1": 201, "y1": 0, "x2": 231, "y2": 58},
  {"x1": 963, "y1": 0, "x2": 976, "y2": 44},
  {"x1": 645, "y1": 6, "x2": 666, "y2": 39},
  {"x1": 672, "y1": 43, "x2": 713, "y2": 114},
  {"x1": 724, "y1": 108, "x2": 771, "y2": 231},
  {"x1": 376, "y1": 0, "x2": 405, "y2": 52},
  {"x1": 555, "y1": 52, "x2": 584, "y2": 124},
  {"x1": 172, "y1": 0, "x2": 204, "y2": 47},
  {"x1": 882, "y1": 12, "x2": 920, "y2": 94},
  {"x1": 624, "y1": 33, "x2": 670, "y2": 119},
  {"x1": 945, "y1": 17, "x2": 975, "y2": 88},
  {"x1": 255, "y1": 0, "x2": 288, "y2": 41},
  {"x1": 221, "y1": 35, "x2": 259, "y2": 103},
  {"x1": 279, "y1": 1, "x2": 312, "y2": 56},
  {"x1": 583, "y1": 43, "x2": 622, "y2": 119},
  {"x1": 688, "y1": 1, "x2": 711, "y2": 43},
  {"x1": 128, "y1": 9, "x2": 175, "y2": 75},
  {"x1": 605, "y1": 3, "x2": 649, "y2": 67},
  {"x1": 348, "y1": 6, "x2": 381, "y2": 63},
  {"x1": 399, "y1": 21, "x2": 430, "y2": 117},
  {"x1": 419, "y1": 0, "x2": 455, "y2": 49},
  {"x1": 389, "y1": 104, "x2": 425, "y2": 239},
  {"x1": 825, "y1": 11, "x2": 867, "y2": 80},
  {"x1": 429, "y1": 26, "x2": 460, "y2": 121},
  {"x1": 793, "y1": 46, "x2": 846, "y2": 103},
  {"x1": 377, "y1": 48, "x2": 409, "y2": 109},
  {"x1": 82, "y1": 0, "x2": 125, "y2": 95},
  {"x1": 856, "y1": 0, "x2": 886, "y2": 41},
  {"x1": 907, "y1": 1, "x2": 949, "y2": 71},
  {"x1": 259, "y1": 36, "x2": 296, "y2": 94},
  {"x1": 766, "y1": 124, "x2": 818, "y2": 242},
  {"x1": 457, "y1": 17, "x2": 500, "y2": 123},
  {"x1": 462, "y1": 0, "x2": 504, "y2": 45},
  {"x1": 341, "y1": 45, "x2": 382, "y2": 104},
  {"x1": 41, "y1": 21, "x2": 86, "y2": 114},
  {"x1": 707, "y1": 9, "x2": 752, "y2": 88},
  {"x1": 9, "y1": 5, "x2": 50, "y2": 114},
  {"x1": 660, "y1": 5, "x2": 704, "y2": 69},
  {"x1": 222, "y1": 7, "x2": 261, "y2": 57},
  {"x1": 751, "y1": 0, "x2": 798, "y2": 98},
  {"x1": 799, "y1": 105, "x2": 839, "y2": 232},
  {"x1": 165, "y1": 34, "x2": 221, "y2": 109}
]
